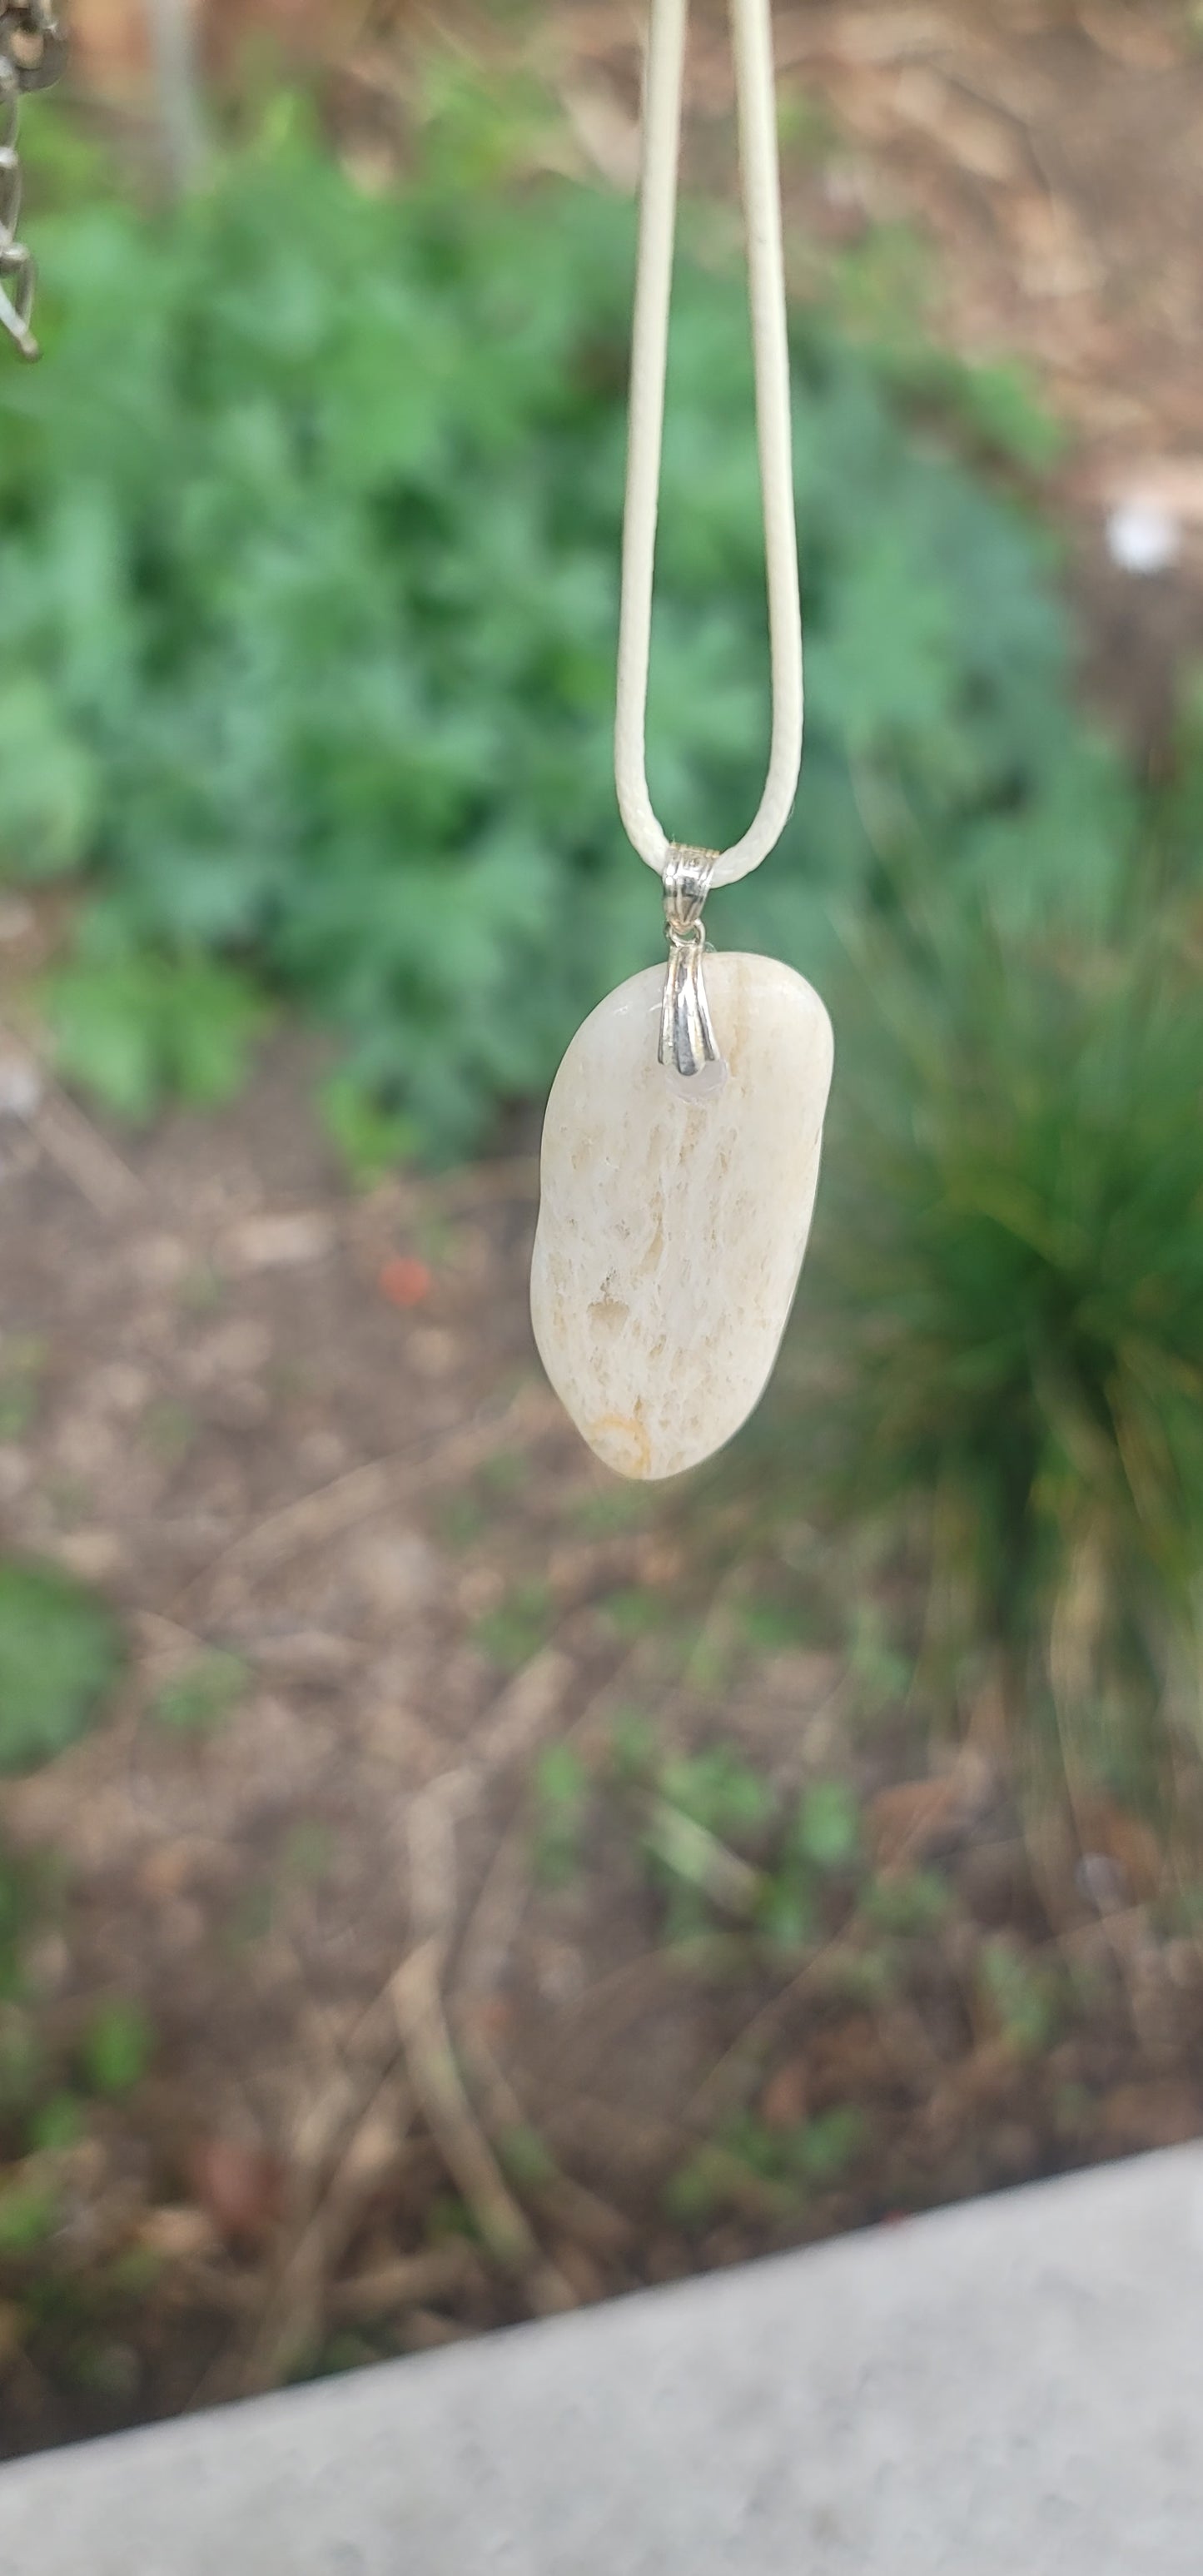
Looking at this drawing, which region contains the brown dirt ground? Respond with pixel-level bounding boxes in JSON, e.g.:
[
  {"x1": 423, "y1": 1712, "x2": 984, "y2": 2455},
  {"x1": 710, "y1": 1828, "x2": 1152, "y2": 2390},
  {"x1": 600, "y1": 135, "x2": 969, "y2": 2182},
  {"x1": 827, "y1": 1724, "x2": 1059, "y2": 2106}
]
[
  {"x1": 2, "y1": 0, "x2": 1203, "y2": 2461},
  {"x1": 1, "y1": 1000, "x2": 1201, "y2": 2454}
]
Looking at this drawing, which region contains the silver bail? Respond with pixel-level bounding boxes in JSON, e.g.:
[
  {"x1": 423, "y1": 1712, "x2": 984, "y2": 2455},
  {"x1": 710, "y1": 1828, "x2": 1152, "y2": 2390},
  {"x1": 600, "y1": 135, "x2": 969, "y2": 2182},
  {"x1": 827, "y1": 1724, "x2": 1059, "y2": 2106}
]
[{"x1": 659, "y1": 847, "x2": 726, "y2": 1096}]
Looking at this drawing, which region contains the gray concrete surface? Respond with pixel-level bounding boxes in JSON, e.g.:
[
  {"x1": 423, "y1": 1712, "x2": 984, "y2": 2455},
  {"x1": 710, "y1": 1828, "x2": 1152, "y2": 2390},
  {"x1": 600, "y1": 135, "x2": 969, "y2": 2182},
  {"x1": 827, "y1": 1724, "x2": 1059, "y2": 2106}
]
[{"x1": 2, "y1": 2145, "x2": 1201, "y2": 2575}]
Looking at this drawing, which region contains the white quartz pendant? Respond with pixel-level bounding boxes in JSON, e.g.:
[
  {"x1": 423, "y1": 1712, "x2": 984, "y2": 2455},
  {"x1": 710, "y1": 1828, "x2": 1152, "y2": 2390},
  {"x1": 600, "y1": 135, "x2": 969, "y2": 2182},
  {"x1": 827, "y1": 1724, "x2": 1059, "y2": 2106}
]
[{"x1": 531, "y1": 952, "x2": 833, "y2": 1479}]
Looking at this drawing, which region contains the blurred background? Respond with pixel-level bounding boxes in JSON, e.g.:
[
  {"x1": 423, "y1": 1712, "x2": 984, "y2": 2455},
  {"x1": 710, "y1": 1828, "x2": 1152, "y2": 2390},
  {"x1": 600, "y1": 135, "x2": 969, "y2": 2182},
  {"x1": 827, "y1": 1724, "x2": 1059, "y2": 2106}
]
[{"x1": 1, "y1": 0, "x2": 1202, "y2": 2453}]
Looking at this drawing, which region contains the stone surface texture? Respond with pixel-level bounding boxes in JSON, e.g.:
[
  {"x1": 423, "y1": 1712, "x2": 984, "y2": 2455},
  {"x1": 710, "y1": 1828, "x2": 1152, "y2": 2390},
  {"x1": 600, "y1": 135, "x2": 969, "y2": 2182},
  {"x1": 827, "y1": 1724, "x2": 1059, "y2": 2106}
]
[
  {"x1": 3, "y1": 2147, "x2": 1202, "y2": 2575},
  {"x1": 530, "y1": 952, "x2": 833, "y2": 1479}
]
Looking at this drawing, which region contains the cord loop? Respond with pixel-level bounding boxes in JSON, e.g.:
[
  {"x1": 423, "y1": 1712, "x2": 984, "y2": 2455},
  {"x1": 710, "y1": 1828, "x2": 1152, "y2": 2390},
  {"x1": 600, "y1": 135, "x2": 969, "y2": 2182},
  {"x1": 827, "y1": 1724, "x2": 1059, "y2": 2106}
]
[{"x1": 615, "y1": 0, "x2": 803, "y2": 892}]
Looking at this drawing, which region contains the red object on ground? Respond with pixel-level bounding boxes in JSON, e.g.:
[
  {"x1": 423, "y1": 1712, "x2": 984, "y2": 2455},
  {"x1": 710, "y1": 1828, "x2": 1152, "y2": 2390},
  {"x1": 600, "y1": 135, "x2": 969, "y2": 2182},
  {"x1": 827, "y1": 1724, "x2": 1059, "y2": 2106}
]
[{"x1": 378, "y1": 1255, "x2": 433, "y2": 1310}]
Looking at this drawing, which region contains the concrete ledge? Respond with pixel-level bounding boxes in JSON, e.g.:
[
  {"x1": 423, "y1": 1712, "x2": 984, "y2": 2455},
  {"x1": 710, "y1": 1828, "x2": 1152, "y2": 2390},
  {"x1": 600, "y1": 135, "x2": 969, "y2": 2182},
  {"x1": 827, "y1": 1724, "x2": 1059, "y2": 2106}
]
[{"x1": 3, "y1": 2146, "x2": 1202, "y2": 2575}]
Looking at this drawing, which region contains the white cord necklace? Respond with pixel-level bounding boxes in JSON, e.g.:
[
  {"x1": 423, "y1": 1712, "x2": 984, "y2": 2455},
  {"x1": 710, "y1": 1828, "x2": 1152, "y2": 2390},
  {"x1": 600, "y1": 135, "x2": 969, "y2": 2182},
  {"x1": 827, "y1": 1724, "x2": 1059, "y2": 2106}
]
[
  {"x1": 615, "y1": 0, "x2": 803, "y2": 890},
  {"x1": 531, "y1": 0, "x2": 833, "y2": 1482}
]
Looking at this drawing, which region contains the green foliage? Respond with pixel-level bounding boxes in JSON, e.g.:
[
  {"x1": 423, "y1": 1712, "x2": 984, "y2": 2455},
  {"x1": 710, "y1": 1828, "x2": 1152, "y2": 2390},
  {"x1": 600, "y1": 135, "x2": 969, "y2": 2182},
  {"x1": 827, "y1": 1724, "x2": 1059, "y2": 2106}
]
[
  {"x1": 665, "y1": 2103, "x2": 867, "y2": 2225},
  {"x1": 752, "y1": 1783, "x2": 859, "y2": 1952},
  {"x1": 425, "y1": 2191, "x2": 482, "y2": 2248},
  {"x1": 0, "y1": 1337, "x2": 47, "y2": 1443},
  {"x1": 659, "y1": 1748, "x2": 776, "y2": 1841},
  {"x1": 80, "y1": 2000, "x2": 155, "y2": 2097},
  {"x1": 497, "y1": 2123, "x2": 559, "y2": 2189},
  {"x1": 151, "y1": 1649, "x2": 249, "y2": 1733},
  {"x1": 438, "y1": 1490, "x2": 488, "y2": 1551},
  {"x1": 788, "y1": 2103, "x2": 868, "y2": 2185},
  {"x1": 0, "y1": 1873, "x2": 30, "y2": 2009},
  {"x1": 599, "y1": 1587, "x2": 665, "y2": 1643},
  {"x1": 640, "y1": 1748, "x2": 774, "y2": 1940},
  {"x1": 844, "y1": 1602, "x2": 913, "y2": 1721},
  {"x1": 479, "y1": 1449, "x2": 529, "y2": 1499},
  {"x1": 602, "y1": 1721, "x2": 962, "y2": 1965},
  {"x1": 47, "y1": 947, "x2": 264, "y2": 1123},
  {"x1": 805, "y1": 906, "x2": 1203, "y2": 1791},
  {"x1": 607, "y1": 1708, "x2": 659, "y2": 1783},
  {"x1": 977, "y1": 1938, "x2": 1060, "y2": 2056},
  {"x1": 0, "y1": 676, "x2": 97, "y2": 878},
  {"x1": 569, "y1": 1484, "x2": 658, "y2": 1539},
  {"x1": 0, "y1": 1560, "x2": 121, "y2": 1773},
  {"x1": 938, "y1": 357, "x2": 1065, "y2": 475},
  {"x1": 318, "y1": 1072, "x2": 418, "y2": 1191},
  {"x1": 27, "y1": 2092, "x2": 84, "y2": 2153},
  {"x1": 0, "y1": 2178, "x2": 58, "y2": 2255},
  {"x1": 530, "y1": 1743, "x2": 589, "y2": 1888},
  {"x1": 475, "y1": 1582, "x2": 551, "y2": 1671},
  {"x1": 0, "y1": 90, "x2": 1125, "y2": 1156},
  {"x1": 755, "y1": 1882, "x2": 816, "y2": 1955},
  {"x1": 793, "y1": 1780, "x2": 862, "y2": 1872},
  {"x1": 737, "y1": 1599, "x2": 803, "y2": 1652},
  {"x1": 0, "y1": 2015, "x2": 42, "y2": 2107},
  {"x1": 662, "y1": 2146, "x2": 740, "y2": 2226},
  {"x1": 861, "y1": 1868, "x2": 953, "y2": 1937},
  {"x1": 629, "y1": 1743, "x2": 872, "y2": 1952}
]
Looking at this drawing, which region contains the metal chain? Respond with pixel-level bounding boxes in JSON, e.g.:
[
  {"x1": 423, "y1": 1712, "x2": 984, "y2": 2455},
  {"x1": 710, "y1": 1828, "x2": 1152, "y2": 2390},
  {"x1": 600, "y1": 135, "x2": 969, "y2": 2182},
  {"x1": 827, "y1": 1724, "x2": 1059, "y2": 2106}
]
[{"x1": 1, "y1": 5, "x2": 67, "y2": 361}]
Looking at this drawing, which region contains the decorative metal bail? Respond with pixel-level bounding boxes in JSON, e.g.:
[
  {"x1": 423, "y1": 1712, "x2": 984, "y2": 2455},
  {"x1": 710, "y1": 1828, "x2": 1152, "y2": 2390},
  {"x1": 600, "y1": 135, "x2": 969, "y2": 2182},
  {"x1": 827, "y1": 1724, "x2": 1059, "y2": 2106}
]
[
  {"x1": 0, "y1": 6, "x2": 66, "y2": 361},
  {"x1": 659, "y1": 846, "x2": 727, "y2": 1097},
  {"x1": 0, "y1": 6, "x2": 66, "y2": 92}
]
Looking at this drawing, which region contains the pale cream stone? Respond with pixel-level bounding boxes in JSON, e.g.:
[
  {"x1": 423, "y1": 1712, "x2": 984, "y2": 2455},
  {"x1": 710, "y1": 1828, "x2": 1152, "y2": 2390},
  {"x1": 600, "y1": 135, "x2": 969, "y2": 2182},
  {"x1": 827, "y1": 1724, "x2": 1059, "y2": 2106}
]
[{"x1": 530, "y1": 952, "x2": 833, "y2": 1480}]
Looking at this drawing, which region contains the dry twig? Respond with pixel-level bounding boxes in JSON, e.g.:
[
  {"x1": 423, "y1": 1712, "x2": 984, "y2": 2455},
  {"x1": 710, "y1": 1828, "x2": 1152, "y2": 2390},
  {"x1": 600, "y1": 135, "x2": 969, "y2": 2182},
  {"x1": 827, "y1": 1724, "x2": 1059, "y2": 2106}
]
[{"x1": 391, "y1": 1939, "x2": 539, "y2": 2273}]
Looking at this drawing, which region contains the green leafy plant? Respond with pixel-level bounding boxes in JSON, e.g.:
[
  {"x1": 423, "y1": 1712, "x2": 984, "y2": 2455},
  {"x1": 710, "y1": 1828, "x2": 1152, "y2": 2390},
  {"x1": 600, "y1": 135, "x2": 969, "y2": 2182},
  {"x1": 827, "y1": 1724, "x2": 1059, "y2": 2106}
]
[
  {"x1": 862, "y1": 1868, "x2": 954, "y2": 1938},
  {"x1": 0, "y1": 2013, "x2": 42, "y2": 2108},
  {"x1": 530, "y1": 1743, "x2": 589, "y2": 1889},
  {"x1": 497, "y1": 2123, "x2": 559, "y2": 2190},
  {"x1": 0, "y1": 87, "x2": 1126, "y2": 1157},
  {"x1": 475, "y1": 1582, "x2": 551, "y2": 1672},
  {"x1": 599, "y1": 1587, "x2": 665, "y2": 1644},
  {"x1": 318, "y1": 1072, "x2": 418, "y2": 1190},
  {"x1": 793, "y1": 1779, "x2": 862, "y2": 1872},
  {"x1": 151, "y1": 1649, "x2": 249, "y2": 1734},
  {"x1": 748, "y1": 1779, "x2": 862, "y2": 1951},
  {"x1": 607, "y1": 1708, "x2": 659, "y2": 1783},
  {"x1": 0, "y1": 1338, "x2": 47, "y2": 1442},
  {"x1": 613, "y1": 1738, "x2": 871, "y2": 1951},
  {"x1": 665, "y1": 2103, "x2": 867, "y2": 2226},
  {"x1": 0, "y1": 1559, "x2": 122, "y2": 1772},
  {"x1": 801, "y1": 905, "x2": 1203, "y2": 1802},
  {"x1": 80, "y1": 2000, "x2": 155, "y2": 2097},
  {"x1": 977, "y1": 1937, "x2": 1061, "y2": 2056},
  {"x1": 48, "y1": 947, "x2": 264, "y2": 1122},
  {"x1": 643, "y1": 1748, "x2": 776, "y2": 1939},
  {"x1": 658, "y1": 1748, "x2": 777, "y2": 1842},
  {"x1": 27, "y1": 2093, "x2": 84, "y2": 2153},
  {"x1": 0, "y1": 2178, "x2": 58, "y2": 2255}
]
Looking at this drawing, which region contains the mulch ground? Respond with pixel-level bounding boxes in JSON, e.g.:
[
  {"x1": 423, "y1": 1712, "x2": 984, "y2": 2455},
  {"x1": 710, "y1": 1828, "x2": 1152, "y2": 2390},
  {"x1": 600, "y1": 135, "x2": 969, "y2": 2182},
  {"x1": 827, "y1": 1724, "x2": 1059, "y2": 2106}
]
[{"x1": 0, "y1": 1008, "x2": 1201, "y2": 2455}]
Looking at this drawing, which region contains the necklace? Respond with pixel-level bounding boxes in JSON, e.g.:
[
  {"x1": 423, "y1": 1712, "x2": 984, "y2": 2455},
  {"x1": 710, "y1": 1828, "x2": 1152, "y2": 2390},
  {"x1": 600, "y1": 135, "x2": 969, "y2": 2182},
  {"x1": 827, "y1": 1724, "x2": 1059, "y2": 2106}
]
[
  {"x1": 530, "y1": 0, "x2": 833, "y2": 1482},
  {"x1": 0, "y1": 4, "x2": 65, "y2": 360}
]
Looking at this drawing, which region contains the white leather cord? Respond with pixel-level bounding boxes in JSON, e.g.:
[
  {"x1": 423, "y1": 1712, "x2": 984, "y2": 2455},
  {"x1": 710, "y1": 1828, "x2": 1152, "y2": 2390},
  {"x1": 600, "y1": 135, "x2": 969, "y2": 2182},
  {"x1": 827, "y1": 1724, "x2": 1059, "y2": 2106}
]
[{"x1": 614, "y1": 0, "x2": 803, "y2": 890}]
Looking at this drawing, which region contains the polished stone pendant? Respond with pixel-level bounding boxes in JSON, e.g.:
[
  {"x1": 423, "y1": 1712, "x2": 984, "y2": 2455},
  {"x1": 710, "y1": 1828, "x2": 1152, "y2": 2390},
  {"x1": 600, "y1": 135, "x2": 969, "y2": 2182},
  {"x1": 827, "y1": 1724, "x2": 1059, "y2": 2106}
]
[{"x1": 530, "y1": 950, "x2": 833, "y2": 1480}]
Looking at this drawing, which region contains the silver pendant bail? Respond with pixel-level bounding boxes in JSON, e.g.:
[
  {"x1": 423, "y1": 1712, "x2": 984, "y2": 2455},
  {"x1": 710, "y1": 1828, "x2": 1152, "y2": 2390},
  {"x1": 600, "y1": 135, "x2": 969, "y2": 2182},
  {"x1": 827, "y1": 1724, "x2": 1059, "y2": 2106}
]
[{"x1": 659, "y1": 846, "x2": 727, "y2": 1097}]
